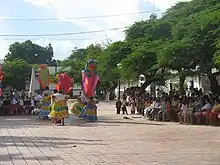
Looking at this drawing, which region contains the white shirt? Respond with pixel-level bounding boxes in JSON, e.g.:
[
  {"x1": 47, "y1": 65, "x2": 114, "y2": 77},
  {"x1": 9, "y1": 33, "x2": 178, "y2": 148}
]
[
  {"x1": 53, "y1": 93, "x2": 66, "y2": 101},
  {"x1": 202, "y1": 103, "x2": 212, "y2": 110},
  {"x1": 151, "y1": 101, "x2": 156, "y2": 107},
  {"x1": 19, "y1": 99, "x2": 24, "y2": 106},
  {"x1": 11, "y1": 98, "x2": 17, "y2": 105},
  {"x1": 181, "y1": 104, "x2": 188, "y2": 114},
  {"x1": 43, "y1": 90, "x2": 53, "y2": 96},
  {"x1": 31, "y1": 99, "x2": 35, "y2": 107},
  {"x1": 154, "y1": 102, "x2": 160, "y2": 108},
  {"x1": 34, "y1": 95, "x2": 43, "y2": 101}
]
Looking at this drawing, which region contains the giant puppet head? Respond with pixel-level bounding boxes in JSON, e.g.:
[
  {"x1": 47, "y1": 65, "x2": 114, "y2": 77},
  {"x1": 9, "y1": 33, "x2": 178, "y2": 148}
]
[
  {"x1": 82, "y1": 59, "x2": 99, "y2": 98},
  {"x1": 39, "y1": 64, "x2": 50, "y2": 89},
  {"x1": 0, "y1": 67, "x2": 4, "y2": 96},
  {"x1": 56, "y1": 72, "x2": 73, "y2": 94},
  {"x1": 84, "y1": 59, "x2": 97, "y2": 76},
  {"x1": 0, "y1": 67, "x2": 4, "y2": 83}
]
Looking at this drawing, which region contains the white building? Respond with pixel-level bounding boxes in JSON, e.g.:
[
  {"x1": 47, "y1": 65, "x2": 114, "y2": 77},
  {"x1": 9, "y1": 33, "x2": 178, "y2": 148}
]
[{"x1": 115, "y1": 74, "x2": 204, "y2": 97}]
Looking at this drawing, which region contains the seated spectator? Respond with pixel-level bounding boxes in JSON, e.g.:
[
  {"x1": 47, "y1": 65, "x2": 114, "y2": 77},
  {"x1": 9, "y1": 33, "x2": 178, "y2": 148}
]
[
  {"x1": 195, "y1": 98, "x2": 212, "y2": 124},
  {"x1": 209, "y1": 99, "x2": 220, "y2": 126},
  {"x1": 34, "y1": 93, "x2": 43, "y2": 106},
  {"x1": 145, "y1": 99, "x2": 153, "y2": 117}
]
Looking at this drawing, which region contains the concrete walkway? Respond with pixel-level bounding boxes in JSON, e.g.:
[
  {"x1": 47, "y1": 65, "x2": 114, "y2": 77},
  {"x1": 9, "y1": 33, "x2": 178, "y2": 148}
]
[{"x1": 0, "y1": 102, "x2": 220, "y2": 165}]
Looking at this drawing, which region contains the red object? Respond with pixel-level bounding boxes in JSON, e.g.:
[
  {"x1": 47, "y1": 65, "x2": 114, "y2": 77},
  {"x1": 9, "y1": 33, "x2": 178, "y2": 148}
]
[
  {"x1": 56, "y1": 73, "x2": 73, "y2": 94},
  {"x1": 82, "y1": 71, "x2": 99, "y2": 97},
  {"x1": 0, "y1": 67, "x2": 4, "y2": 82}
]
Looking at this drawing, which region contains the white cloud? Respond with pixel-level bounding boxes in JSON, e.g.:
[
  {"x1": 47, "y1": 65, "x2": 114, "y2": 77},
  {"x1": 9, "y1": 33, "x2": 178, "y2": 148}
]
[
  {"x1": 24, "y1": 0, "x2": 191, "y2": 50},
  {"x1": 144, "y1": 0, "x2": 191, "y2": 10},
  {"x1": 34, "y1": 38, "x2": 74, "y2": 59},
  {"x1": 0, "y1": 0, "x2": 190, "y2": 61},
  {"x1": 0, "y1": 16, "x2": 11, "y2": 60},
  {"x1": 24, "y1": 0, "x2": 143, "y2": 47}
]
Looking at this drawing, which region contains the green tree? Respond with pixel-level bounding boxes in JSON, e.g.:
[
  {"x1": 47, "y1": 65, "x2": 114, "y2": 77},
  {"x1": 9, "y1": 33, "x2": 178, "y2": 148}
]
[
  {"x1": 5, "y1": 40, "x2": 54, "y2": 64},
  {"x1": 97, "y1": 41, "x2": 132, "y2": 95},
  {"x1": 158, "y1": 39, "x2": 198, "y2": 95},
  {"x1": 120, "y1": 14, "x2": 172, "y2": 93},
  {"x1": 162, "y1": 0, "x2": 220, "y2": 95},
  {"x1": 2, "y1": 59, "x2": 31, "y2": 90}
]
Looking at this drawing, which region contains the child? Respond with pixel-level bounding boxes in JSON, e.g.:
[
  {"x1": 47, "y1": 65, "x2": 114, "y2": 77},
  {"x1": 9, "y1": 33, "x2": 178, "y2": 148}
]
[
  {"x1": 178, "y1": 101, "x2": 188, "y2": 124},
  {"x1": 116, "y1": 98, "x2": 122, "y2": 114}
]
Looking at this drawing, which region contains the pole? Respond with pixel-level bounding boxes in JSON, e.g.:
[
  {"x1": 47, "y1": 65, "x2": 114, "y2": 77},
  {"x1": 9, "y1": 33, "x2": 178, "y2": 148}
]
[
  {"x1": 118, "y1": 79, "x2": 121, "y2": 99},
  {"x1": 55, "y1": 64, "x2": 58, "y2": 74}
]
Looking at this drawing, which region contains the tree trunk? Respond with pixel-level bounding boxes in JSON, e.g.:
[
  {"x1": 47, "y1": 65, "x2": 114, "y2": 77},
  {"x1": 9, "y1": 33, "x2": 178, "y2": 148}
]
[
  {"x1": 179, "y1": 74, "x2": 186, "y2": 96},
  {"x1": 109, "y1": 81, "x2": 118, "y2": 100},
  {"x1": 207, "y1": 73, "x2": 220, "y2": 96},
  {"x1": 140, "y1": 77, "x2": 161, "y2": 94}
]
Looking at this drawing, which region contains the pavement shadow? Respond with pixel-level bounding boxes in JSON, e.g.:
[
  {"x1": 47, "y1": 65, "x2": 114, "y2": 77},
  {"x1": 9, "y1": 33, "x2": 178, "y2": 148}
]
[
  {"x1": 0, "y1": 116, "x2": 51, "y2": 129},
  {"x1": 0, "y1": 136, "x2": 106, "y2": 148},
  {"x1": 97, "y1": 120, "x2": 165, "y2": 126},
  {"x1": 0, "y1": 153, "x2": 62, "y2": 162},
  {"x1": 68, "y1": 119, "x2": 121, "y2": 127}
]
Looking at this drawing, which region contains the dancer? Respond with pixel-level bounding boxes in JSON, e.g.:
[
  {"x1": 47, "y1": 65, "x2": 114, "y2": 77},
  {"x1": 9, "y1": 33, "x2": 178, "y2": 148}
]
[
  {"x1": 49, "y1": 90, "x2": 69, "y2": 125},
  {"x1": 80, "y1": 97, "x2": 97, "y2": 121},
  {"x1": 79, "y1": 59, "x2": 99, "y2": 122},
  {"x1": 39, "y1": 94, "x2": 51, "y2": 119},
  {"x1": 70, "y1": 96, "x2": 85, "y2": 117}
]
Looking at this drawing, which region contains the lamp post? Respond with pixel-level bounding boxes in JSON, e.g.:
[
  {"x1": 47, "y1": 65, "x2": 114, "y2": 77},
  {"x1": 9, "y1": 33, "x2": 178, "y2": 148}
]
[{"x1": 117, "y1": 63, "x2": 122, "y2": 99}]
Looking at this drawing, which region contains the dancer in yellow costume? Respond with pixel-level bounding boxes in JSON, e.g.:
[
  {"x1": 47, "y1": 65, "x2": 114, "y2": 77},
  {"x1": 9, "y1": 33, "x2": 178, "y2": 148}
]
[
  {"x1": 49, "y1": 90, "x2": 69, "y2": 125},
  {"x1": 39, "y1": 94, "x2": 51, "y2": 119},
  {"x1": 70, "y1": 96, "x2": 85, "y2": 118}
]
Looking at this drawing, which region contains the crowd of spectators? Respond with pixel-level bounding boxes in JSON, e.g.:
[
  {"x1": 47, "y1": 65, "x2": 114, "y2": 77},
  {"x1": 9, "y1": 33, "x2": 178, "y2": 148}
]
[{"x1": 116, "y1": 88, "x2": 220, "y2": 126}]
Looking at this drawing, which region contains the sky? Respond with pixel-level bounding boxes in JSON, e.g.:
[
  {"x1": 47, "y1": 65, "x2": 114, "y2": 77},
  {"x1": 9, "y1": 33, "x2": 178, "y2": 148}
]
[{"x1": 0, "y1": 0, "x2": 189, "y2": 60}]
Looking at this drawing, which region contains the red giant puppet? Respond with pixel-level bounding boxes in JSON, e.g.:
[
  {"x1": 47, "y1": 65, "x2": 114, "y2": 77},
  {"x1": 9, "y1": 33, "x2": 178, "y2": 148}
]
[
  {"x1": 0, "y1": 67, "x2": 4, "y2": 96},
  {"x1": 70, "y1": 59, "x2": 99, "y2": 121},
  {"x1": 56, "y1": 72, "x2": 73, "y2": 95}
]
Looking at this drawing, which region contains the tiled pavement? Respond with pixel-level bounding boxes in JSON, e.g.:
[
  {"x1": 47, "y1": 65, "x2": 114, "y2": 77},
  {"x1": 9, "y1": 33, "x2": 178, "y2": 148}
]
[{"x1": 0, "y1": 101, "x2": 220, "y2": 165}]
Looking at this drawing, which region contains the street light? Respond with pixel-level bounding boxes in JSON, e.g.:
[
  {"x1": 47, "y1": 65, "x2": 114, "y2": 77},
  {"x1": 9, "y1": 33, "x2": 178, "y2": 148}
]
[{"x1": 117, "y1": 63, "x2": 122, "y2": 99}]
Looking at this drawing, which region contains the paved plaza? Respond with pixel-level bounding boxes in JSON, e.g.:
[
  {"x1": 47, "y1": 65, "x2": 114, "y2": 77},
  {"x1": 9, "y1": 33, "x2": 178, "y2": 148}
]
[{"x1": 0, "y1": 101, "x2": 220, "y2": 165}]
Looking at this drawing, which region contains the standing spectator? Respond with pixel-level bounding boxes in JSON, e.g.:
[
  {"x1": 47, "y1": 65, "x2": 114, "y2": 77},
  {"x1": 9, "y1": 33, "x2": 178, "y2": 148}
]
[
  {"x1": 166, "y1": 99, "x2": 172, "y2": 121},
  {"x1": 149, "y1": 98, "x2": 161, "y2": 120},
  {"x1": 130, "y1": 97, "x2": 135, "y2": 114},
  {"x1": 178, "y1": 100, "x2": 188, "y2": 124},
  {"x1": 122, "y1": 99, "x2": 128, "y2": 115},
  {"x1": 116, "y1": 98, "x2": 122, "y2": 114}
]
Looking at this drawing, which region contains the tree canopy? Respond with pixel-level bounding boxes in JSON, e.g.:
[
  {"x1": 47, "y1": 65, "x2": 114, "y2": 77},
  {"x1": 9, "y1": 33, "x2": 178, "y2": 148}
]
[
  {"x1": 3, "y1": 0, "x2": 220, "y2": 96},
  {"x1": 3, "y1": 40, "x2": 56, "y2": 90},
  {"x1": 59, "y1": 0, "x2": 220, "y2": 96},
  {"x1": 5, "y1": 40, "x2": 54, "y2": 64},
  {"x1": 2, "y1": 59, "x2": 31, "y2": 90}
]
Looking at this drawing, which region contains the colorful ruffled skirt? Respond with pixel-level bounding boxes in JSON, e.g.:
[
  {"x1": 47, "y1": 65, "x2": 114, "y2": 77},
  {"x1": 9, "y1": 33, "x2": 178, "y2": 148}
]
[
  {"x1": 39, "y1": 96, "x2": 51, "y2": 118},
  {"x1": 70, "y1": 101, "x2": 85, "y2": 118},
  {"x1": 80, "y1": 104, "x2": 97, "y2": 121},
  {"x1": 49, "y1": 100, "x2": 69, "y2": 119}
]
